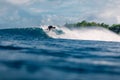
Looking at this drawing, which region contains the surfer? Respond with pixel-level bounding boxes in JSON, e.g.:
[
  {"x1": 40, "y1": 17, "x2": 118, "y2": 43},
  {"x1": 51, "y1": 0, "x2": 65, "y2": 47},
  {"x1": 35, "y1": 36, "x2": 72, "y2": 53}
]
[{"x1": 47, "y1": 25, "x2": 56, "y2": 31}]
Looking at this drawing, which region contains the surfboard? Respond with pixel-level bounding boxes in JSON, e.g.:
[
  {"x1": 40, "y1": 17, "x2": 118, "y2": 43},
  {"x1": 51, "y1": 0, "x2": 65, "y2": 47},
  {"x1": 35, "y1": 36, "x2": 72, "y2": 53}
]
[{"x1": 52, "y1": 29, "x2": 64, "y2": 35}]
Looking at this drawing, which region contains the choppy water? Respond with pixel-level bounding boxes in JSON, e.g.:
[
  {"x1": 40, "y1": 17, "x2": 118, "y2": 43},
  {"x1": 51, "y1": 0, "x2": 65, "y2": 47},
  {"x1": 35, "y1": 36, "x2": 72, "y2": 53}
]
[{"x1": 0, "y1": 27, "x2": 120, "y2": 80}]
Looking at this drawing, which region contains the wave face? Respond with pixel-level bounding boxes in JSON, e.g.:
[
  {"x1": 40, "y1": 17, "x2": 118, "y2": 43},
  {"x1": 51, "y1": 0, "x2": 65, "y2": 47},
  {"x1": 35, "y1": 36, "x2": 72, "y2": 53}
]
[
  {"x1": 41, "y1": 25, "x2": 120, "y2": 42},
  {"x1": 0, "y1": 28, "x2": 50, "y2": 40}
]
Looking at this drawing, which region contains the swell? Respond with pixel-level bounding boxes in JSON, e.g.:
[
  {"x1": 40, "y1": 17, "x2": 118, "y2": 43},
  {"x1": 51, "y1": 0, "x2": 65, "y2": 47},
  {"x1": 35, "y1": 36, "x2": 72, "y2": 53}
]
[
  {"x1": 0, "y1": 59, "x2": 120, "y2": 75},
  {"x1": 0, "y1": 27, "x2": 50, "y2": 40}
]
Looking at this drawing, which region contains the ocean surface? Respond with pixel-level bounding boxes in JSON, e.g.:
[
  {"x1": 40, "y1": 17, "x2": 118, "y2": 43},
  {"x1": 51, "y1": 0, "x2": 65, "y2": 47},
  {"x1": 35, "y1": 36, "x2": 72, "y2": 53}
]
[{"x1": 0, "y1": 27, "x2": 120, "y2": 80}]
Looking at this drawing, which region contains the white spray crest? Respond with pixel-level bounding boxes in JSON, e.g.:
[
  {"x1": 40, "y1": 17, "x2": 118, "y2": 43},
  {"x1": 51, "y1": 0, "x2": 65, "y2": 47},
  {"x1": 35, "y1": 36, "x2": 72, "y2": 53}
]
[{"x1": 41, "y1": 25, "x2": 120, "y2": 42}]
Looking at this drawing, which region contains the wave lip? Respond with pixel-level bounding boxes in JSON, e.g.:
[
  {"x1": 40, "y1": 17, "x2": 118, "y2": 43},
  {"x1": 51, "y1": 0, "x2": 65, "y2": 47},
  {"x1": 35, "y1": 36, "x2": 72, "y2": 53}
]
[{"x1": 41, "y1": 25, "x2": 120, "y2": 42}]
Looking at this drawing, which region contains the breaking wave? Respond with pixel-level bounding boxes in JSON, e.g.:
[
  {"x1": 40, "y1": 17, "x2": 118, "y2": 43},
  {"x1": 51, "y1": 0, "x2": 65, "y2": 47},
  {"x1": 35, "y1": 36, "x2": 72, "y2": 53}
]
[
  {"x1": 41, "y1": 25, "x2": 120, "y2": 42},
  {"x1": 0, "y1": 26, "x2": 120, "y2": 42}
]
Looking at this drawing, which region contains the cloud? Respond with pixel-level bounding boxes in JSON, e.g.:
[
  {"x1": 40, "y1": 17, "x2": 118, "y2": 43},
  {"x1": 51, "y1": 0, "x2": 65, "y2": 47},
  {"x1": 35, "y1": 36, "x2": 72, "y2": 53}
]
[
  {"x1": 0, "y1": 0, "x2": 120, "y2": 28},
  {"x1": 6, "y1": 0, "x2": 31, "y2": 5},
  {"x1": 95, "y1": 0, "x2": 120, "y2": 24},
  {"x1": 0, "y1": 0, "x2": 43, "y2": 28},
  {"x1": 29, "y1": 8, "x2": 46, "y2": 13}
]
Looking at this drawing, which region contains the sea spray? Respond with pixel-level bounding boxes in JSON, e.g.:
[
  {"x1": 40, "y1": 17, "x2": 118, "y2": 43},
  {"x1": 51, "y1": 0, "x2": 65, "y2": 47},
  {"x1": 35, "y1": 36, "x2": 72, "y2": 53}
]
[{"x1": 41, "y1": 25, "x2": 120, "y2": 42}]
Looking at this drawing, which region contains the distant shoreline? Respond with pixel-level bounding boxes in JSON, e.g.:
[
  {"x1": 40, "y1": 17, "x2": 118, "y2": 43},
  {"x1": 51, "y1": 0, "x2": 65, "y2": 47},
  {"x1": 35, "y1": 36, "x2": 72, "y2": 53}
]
[{"x1": 65, "y1": 20, "x2": 120, "y2": 34}]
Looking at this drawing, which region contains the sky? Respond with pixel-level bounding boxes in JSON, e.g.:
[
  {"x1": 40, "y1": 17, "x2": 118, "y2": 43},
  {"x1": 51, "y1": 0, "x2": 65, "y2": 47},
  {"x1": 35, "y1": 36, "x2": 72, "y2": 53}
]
[{"x1": 0, "y1": 0, "x2": 120, "y2": 28}]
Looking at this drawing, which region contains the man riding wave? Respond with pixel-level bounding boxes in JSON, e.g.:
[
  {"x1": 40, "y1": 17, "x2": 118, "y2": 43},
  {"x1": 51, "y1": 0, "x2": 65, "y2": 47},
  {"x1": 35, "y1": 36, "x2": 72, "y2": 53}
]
[{"x1": 47, "y1": 25, "x2": 56, "y2": 31}]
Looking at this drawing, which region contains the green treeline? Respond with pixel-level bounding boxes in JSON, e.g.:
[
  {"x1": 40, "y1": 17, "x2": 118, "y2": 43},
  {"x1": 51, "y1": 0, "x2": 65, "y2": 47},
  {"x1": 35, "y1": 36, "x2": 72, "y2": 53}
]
[{"x1": 65, "y1": 20, "x2": 120, "y2": 34}]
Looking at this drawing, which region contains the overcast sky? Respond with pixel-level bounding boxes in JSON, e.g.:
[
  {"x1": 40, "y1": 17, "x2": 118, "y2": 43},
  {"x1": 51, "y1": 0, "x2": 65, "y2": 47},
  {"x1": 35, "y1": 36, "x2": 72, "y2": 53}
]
[{"x1": 0, "y1": 0, "x2": 120, "y2": 28}]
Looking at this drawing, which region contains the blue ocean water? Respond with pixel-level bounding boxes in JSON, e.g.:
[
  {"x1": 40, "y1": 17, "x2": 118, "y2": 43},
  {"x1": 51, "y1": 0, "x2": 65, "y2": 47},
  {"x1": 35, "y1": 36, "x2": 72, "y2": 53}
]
[{"x1": 0, "y1": 27, "x2": 120, "y2": 80}]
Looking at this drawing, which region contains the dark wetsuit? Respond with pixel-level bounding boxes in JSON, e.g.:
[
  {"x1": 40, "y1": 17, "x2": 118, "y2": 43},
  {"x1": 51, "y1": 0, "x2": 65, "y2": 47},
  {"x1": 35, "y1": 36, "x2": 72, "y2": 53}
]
[{"x1": 48, "y1": 25, "x2": 55, "y2": 31}]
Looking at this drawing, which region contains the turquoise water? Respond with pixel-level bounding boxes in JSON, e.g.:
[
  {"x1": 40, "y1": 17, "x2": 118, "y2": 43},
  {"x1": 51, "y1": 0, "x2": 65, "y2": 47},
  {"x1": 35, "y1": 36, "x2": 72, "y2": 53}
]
[{"x1": 0, "y1": 28, "x2": 120, "y2": 80}]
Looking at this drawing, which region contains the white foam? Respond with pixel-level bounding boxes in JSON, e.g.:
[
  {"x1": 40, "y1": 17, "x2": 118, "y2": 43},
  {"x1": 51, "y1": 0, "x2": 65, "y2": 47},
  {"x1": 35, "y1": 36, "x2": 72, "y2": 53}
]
[{"x1": 41, "y1": 25, "x2": 120, "y2": 42}]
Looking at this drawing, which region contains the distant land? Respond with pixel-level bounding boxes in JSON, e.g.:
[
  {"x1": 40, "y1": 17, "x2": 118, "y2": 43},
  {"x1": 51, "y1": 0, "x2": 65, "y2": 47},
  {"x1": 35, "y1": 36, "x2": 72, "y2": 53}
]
[{"x1": 65, "y1": 20, "x2": 120, "y2": 34}]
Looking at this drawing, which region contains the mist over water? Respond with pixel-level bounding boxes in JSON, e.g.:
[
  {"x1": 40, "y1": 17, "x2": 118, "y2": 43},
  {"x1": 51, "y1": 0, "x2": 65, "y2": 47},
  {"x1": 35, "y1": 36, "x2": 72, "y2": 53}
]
[{"x1": 42, "y1": 26, "x2": 120, "y2": 42}]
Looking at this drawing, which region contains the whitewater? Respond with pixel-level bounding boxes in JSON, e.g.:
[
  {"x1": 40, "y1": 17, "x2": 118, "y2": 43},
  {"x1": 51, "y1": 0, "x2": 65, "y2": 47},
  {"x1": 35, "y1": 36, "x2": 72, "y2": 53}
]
[{"x1": 41, "y1": 25, "x2": 120, "y2": 42}]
